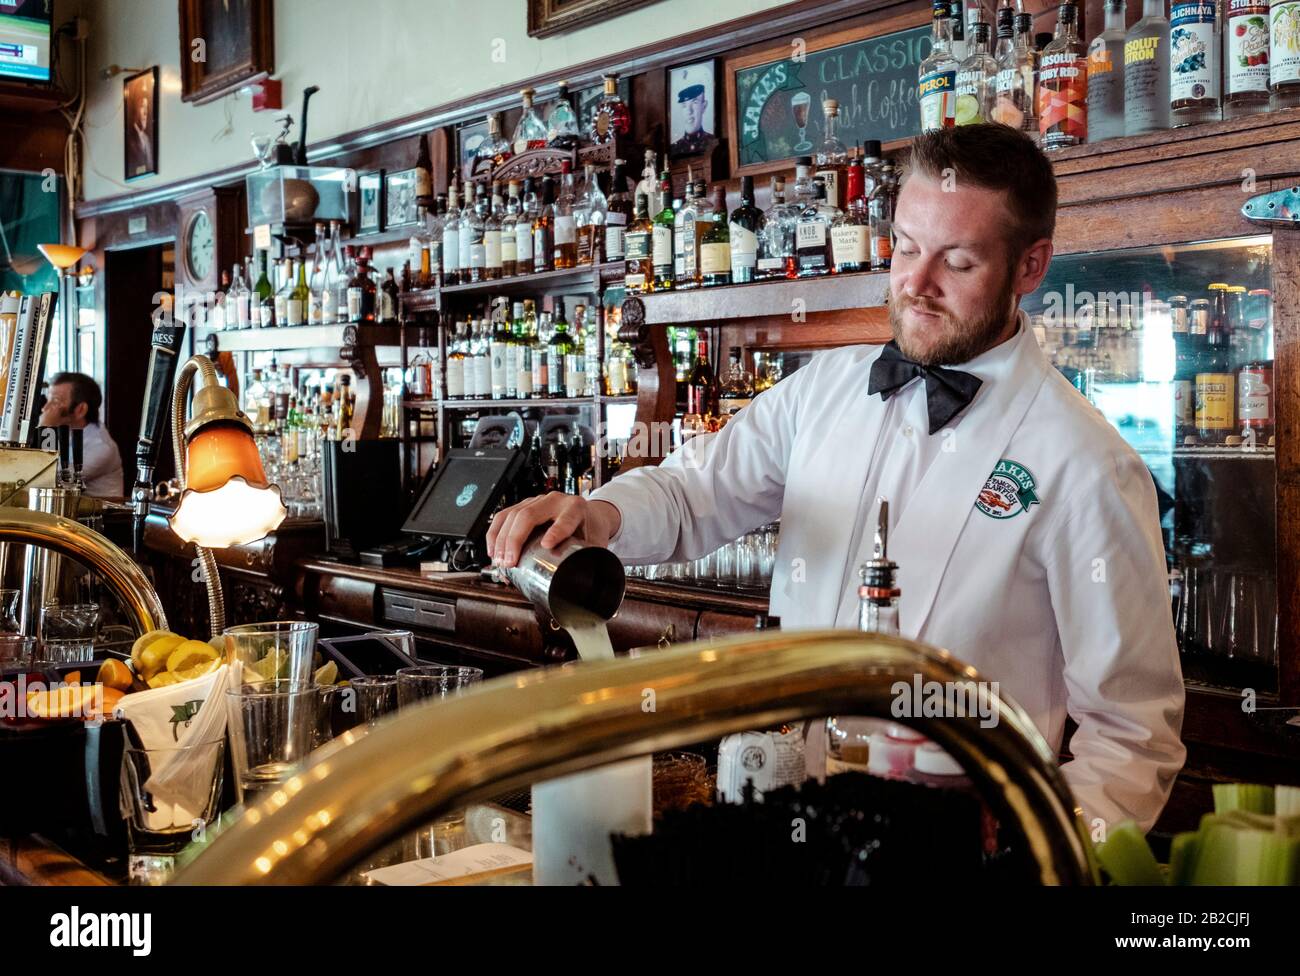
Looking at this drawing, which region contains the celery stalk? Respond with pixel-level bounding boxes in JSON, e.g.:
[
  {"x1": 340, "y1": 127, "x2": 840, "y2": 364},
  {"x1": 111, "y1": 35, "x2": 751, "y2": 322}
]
[
  {"x1": 1213, "y1": 783, "x2": 1275, "y2": 815},
  {"x1": 1276, "y1": 786, "x2": 1300, "y2": 819},
  {"x1": 1096, "y1": 821, "x2": 1165, "y2": 885},
  {"x1": 1169, "y1": 831, "x2": 1199, "y2": 886}
]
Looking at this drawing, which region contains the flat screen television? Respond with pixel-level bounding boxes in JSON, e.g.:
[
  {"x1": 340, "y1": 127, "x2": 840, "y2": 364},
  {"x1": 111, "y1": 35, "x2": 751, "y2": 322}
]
[{"x1": 0, "y1": 0, "x2": 53, "y2": 84}]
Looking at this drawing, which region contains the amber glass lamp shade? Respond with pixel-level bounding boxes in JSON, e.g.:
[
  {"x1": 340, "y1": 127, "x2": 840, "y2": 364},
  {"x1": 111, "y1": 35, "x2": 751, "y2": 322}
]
[
  {"x1": 37, "y1": 244, "x2": 89, "y2": 272},
  {"x1": 169, "y1": 423, "x2": 286, "y2": 547}
]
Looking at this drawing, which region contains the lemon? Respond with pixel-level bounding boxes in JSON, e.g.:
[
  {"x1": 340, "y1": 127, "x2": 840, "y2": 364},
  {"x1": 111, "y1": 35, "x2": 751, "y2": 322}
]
[
  {"x1": 954, "y1": 94, "x2": 981, "y2": 126},
  {"x1": 314, "y1": 660, "x2": 339, "y2": 686},
  {"x1": 167, "y1": 640, "x2": 219, "y2": 674},
  {"x1": 146, "y1": 671, "x2": 182, "y2": 689},
  {"x1": 176, "y1": 657, "x2": 221, "y2": 682},
  {"x1": 131, "y1": 630, "x2": 184, "y2": 678}
]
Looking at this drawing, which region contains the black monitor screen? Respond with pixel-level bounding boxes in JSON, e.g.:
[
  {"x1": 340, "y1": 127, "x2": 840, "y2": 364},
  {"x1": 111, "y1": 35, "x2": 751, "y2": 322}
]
[
  {"x1": 402, "y1": 448, "x2": 522, "y2": 539},
  {"x1": 0, "y1": 0, "x2": 52, "y2": 83}
]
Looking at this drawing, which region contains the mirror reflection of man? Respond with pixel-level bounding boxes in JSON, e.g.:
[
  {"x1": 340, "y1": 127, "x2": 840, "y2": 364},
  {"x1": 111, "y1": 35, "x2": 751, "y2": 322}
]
[
  {"x1": 128, "y1": 76, "x2": 155, "y2": 176},
  {"x1": 38, "y1": 373, "x2": 124, "y2": 498},
  {"x1": 671, "y1": 83, "x2": 714, "y2": 156}
]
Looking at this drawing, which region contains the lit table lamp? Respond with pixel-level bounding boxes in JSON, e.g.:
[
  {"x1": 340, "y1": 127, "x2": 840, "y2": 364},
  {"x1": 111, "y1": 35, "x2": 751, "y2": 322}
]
[{"x1": 168, "y1": 354, "x2": 285, "y2": 636}]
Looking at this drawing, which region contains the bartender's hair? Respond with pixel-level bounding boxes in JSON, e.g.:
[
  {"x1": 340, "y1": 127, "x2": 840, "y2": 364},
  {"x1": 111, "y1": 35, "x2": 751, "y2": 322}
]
[
  {"x1": 906, "y1": 124, "x2": 1057, "y2": 256},
  {"x1": 50, "y1": 372, "x2": 102, "y2": 424}
]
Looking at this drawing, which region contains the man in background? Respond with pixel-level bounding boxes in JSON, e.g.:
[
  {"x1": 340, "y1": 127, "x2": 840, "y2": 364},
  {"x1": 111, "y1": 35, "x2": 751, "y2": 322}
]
[{"x1": 38, "y1": 372, "x2": 124, "y2": 498}]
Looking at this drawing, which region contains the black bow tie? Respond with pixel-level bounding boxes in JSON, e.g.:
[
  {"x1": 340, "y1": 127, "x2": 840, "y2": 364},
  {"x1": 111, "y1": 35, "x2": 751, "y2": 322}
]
[{"x1": 867, "y1": 342, "x2": 983, "y2": 434}]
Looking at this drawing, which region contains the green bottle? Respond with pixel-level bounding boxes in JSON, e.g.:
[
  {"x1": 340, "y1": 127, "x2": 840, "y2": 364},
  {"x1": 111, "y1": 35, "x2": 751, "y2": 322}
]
[
  {"x1": 254, "y1": 250, "x2": 274, "y2": 327},
  {"x1": 651, "y1": 171, "x2": 676, "y2": 291},
  {"x1": 288, "y1": 258, "x2": 309, "y2": 326}
]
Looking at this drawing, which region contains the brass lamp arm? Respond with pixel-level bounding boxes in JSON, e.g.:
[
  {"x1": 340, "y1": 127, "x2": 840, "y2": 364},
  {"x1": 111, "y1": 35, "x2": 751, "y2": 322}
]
[{"x1": 171, "y1": 355, "x2": 226, "y2": 638}]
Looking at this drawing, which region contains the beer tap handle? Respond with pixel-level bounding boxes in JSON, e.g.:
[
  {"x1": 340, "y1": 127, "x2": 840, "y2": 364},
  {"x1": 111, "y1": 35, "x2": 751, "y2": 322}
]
[
  {"x1": 56, "y1": 424, "x2": 70, "y2": 486},
  {"x1": 132, "y1": 321, "x2": 187, "y2": 554}
]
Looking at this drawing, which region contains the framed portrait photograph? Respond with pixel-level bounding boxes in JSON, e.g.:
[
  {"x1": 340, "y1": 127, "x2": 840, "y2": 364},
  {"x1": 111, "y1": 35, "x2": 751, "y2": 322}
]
[
  {"x1": 123, "y1": 67, "x2": 159, "y2": 181},
  {"x1": 667, "y1": 59, "x2": 718, "y2": 159},
  {"x1": 527, "y1": 0, "x2": 665, "y2": 38},
  {"x1": 358, "y1": 170, "x2": 385, "y2": 235},
  {"x1": 457, "y1": 119, "x2": 489, "y2": 180},
  {"x1": 385, "y1": 169, "x2": 420, "y2": 228},
  {"x1": 179, "y1": 0, "x2": 275, "y2": 105}
]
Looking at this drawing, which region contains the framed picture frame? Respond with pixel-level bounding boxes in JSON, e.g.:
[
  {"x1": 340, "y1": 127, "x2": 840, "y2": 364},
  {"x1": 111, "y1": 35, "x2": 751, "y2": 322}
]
[
  {"x1": 457, "y1": 118, "x2": 490, "y2": 180},
  {"x1": 723, "y1": 7, "x2": 930, "y2": 179},
  {"x1": 527, "y1": 0, "x2": 664, "y2": 38},
  {"x1": 123, "y1": 67, "x2": 160, "y2": 182},
  {"x1": 385, "y1": 169, "x2": 420, "y2": 228},
  {"x1": 358, "y1": 170, "x2": 385, "y2": 235},
  {"x1": 179, "y1": 0, "x2": 275, "y2": 105},
  {"x1": 667, "y1": 59, "x2": 719, "y2": 159}
]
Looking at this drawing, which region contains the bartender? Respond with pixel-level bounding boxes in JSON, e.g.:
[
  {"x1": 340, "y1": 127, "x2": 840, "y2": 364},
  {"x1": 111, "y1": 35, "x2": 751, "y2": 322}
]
[{"x1": 487, "y1": 124, "x2": 1186, "y2": 833}]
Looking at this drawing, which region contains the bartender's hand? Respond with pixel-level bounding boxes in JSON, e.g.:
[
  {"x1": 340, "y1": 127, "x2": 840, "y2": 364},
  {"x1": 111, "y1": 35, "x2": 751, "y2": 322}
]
[{"x1": 486, "y1": 493, "x2": 622, "y2": 568}]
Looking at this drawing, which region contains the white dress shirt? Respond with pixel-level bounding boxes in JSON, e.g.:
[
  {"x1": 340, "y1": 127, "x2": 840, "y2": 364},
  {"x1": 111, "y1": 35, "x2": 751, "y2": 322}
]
[
  {"x1": 80, "y1": 422, "x2": 124, "y2": 498},
  {"x1": 592, "y1": 312, "x2": 1187, "y2": 832}
]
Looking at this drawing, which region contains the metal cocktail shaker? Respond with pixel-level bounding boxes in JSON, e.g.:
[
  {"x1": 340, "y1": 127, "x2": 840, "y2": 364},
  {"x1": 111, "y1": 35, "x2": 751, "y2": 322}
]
[{"x1": 502, "y1": 530, "x2": 626, "y2": 628}]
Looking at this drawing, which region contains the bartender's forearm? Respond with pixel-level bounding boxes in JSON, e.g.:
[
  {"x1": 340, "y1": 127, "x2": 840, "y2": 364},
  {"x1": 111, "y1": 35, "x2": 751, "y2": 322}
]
[{"x1": 590, "y1": 499, "x2": 621, "y2": 541}]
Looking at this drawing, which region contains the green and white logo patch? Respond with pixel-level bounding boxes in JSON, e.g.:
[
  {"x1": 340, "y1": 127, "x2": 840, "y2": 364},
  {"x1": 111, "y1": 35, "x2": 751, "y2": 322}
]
[{"x1": 975, "y1": 459, "x2": 1040, "y2": 519}]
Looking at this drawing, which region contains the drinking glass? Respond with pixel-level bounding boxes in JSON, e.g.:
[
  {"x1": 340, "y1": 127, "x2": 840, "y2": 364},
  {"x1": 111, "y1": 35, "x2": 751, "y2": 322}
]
[
  {"x1": 0, "y1": 589, "x2": 20, "y2": 633},
  {"x1": 349, "y1": 675, "x2": 398, "y2": 728},
  {"x1": 0, "y1": 635, "x2": 34, "y2": 666},
  {"x1": 120, "y1": 739, "x2": 225, "y2": 885},
  {"x1": 38, "y1": 602, "x2": 100, "y2": 664},
  {"x1": 224, "y1": 679, "x2": 317, "y2": 803},
  {"x1": 396, "y1": 665, "x2": 483, "y2": 709},
  {"x1": 791, "y1": 91, "x2": 812, "y2": 152},
  {"x1": 223, "y1": 620, "x2": 319, "y2": 686}
]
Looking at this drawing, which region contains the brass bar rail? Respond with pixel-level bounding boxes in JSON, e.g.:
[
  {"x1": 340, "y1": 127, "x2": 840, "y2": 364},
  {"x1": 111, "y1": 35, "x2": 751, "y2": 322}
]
[{"x1": 176, "y1": 630, "x2": 1098, "y2": 885}]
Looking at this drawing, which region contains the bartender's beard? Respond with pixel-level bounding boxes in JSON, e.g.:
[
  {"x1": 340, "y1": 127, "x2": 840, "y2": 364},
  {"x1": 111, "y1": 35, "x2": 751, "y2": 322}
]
[{"x1": 889, "y1": 268, "x2": 1019, "y2": 366}]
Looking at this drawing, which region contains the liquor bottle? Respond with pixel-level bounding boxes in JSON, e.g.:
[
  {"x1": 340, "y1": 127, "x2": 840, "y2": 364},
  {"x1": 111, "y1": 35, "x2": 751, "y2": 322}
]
[
  {"x1": 729, "y1": 175, "x2": 761, "y2": 284},
  {"x1": 950, "y1": 0, "x2": 968, "y2": 61},
  {"x1": 287, "y1": 257, "x2": 309, "y2": 327},
  {"x1": 690, "y1": 183, "x2": 718, "y2": 288},
  {"x1": 857, "y1": 500, "x2": 900, "y2": 635},
  {"x1": 415, "y1": 132, "x2": 433, "y2": 209},
  {"x1": 589, "y1": 73, "x2": 631, "y2": 144},
  {"x1": 485, "y1": 183, "x2": 504, "y2": 280},
  {"x1": 491, "y1": 307, "x2": 513, "y2": 399},
  {"x1": 754, "y1": 177, "x2": 794, "y2": 280},
  {"x1": 635, "y1": 149, "x2": 659, "y2": 215},
  {"x1": 546, "y1": 81, "x2": 582, "y2": 149},
  {"x1": 553, "y1": 162, "x2": 578, "y2": 269},
  {"x1": 719, "y1": 347, "x2": 755, "y2": 414},
  {"x1": 501, "y1": 183, "x2": 519, "y2": 278},
  {"x1": 567, "y1": 305, "x2": 588, "y2": 396},
  {"x1": 993, "y1": 11, "x2": 1033, "y2": 131},
  {"x1": 336, "y1": 374, "x2": 354, "y2": 440},
  {"x1": 254, "y1": 250, "x2": 274, "y2": 327},
  {"x1": 1039, "y1": 2, "x2": 1089, "y2": 150},
  {"x1": 625, "y1": 192, "x2": 654, "y2": 292},
  {"x1": 549, "y1": 306, "x2": 575, "y2": 397},
  {"x1": 651, "y1": 174, "x2": 676, "y2": 291},
  {"x1": 1196, "y1": 283, "x2": 1235, "y2": 443},
  {"x1": 576, "y1": 164, "x2": 607, "y2": 266},
  {"x1": 1086, "y1": 0, "x2": 1127, "y2": 141},
  {"x1": 920, "y1": 0, "x2": 959, "y2": 131},
  {"x1": 305, "y1": 225, "x2": 325, "y2": 325},
  {"x1": 1171, "y1": 0, "x2": 1221, "y2": 125},
  {"x1": 210, "y1": 269, "x2": 229, "y2": 331},
  {"x1": 479, "y1": 113, "x2": 512, "y2": 167},
  {"x1": 791, "y1": 156, "x2": 817, "y2": 206},
  {"x1": 955, "y1": 20, "x2": 998, "y2": 124},
  {"x1": 699, "y1": 185, "x2": 731, "y2": 287},
  {"x1": 604, "y1": 160, "x2": 631, "y2": 264},
  {"x1": 676, "y1": 178, "x2": 696, "y2": 288},
  {"x1": 446, "y1": 320, "x2": 466, "y2": 400},
  {"x1": 330, "y1": 223, "x2": 350, "y2": 323},
  {"x1": 348, "y1": 247, "x2": 377, "y2": 323},
  {"x1": 515, "y1": 179, "x2": 537, "y2": 275},
  {"x1": 795, "y1": 178, "x2": 837, "y2": 278},
  {"x1": 1273, "y1": 0, "x2": 1300, "y2": 109},
  {"x1": 474, "y1": 319, "x2": 492, "y2": 399},
  {"x1": 379, "y1": 268, "x2": 399, "y2": 325},
  {"x1": 1125, "y1": 0, "x2": 1172, "y2": 134},
  {"x1": 533, "y1": 176, "x2": 555, "y2": 274},
  {"x1": 512, "y1": 88, "x2": 548, "y2": 154},
  {"x1": 814, "y1": 98, "x2": 848, "y2": 209},
  {"x1": 1017, "y1": 12, "x2": 1042, "y2": 139},
  {"x1": 229, "y1": 261, "x2": 250, "y2": 330},
  {"x1": 687, "y1": 333, "x2": 716, "y2": 416},
  {"x1": 465, "y1": 183, "x2": 488, "y2": 283},
  {"x1": 1224, "y1": 0, "x2": 1271, "y2": 117},
  {"x1": 442, "y1": 182, "x2": 462, "y2": 286},
  {"x1": 870, "y1": 162, "x2": 898, "y2": 271},
  {"x1": 409, "y1": 205, "x2": 433, "y2": 288},
  {"x1": 273, "y1": 257, "x2": 292, "y2": 326},
  {"x1": 832, "y1": 159, "x2": 871, "y2": 274},
  {"x1": 517, "y1": 302, "x2": 536, "y2": 400}
]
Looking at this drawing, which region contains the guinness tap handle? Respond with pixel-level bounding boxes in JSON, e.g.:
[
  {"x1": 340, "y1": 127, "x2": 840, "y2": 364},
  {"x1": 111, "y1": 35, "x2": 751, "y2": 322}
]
[{"x1": 132, "y1": 321, "x2": 187, "y2": 552}]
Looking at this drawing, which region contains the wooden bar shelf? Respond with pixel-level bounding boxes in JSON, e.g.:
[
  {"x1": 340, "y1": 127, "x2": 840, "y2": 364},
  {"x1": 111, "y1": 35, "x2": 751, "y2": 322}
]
[
  {"x1": 202, "y1": 323, "x2": 404, "y2": 352},
  {"x1": 624, "y1": 270, "x2": 890, "y2": 326},
  {"x1": 437, "y1": 261, "x2": 624, "y2": 299}
]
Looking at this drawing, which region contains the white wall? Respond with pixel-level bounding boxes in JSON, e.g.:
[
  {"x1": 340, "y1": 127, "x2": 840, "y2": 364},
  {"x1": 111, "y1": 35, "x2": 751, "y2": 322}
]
[{"x1": 79, "y1": 0, "x2": 794, "y2": 201}]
